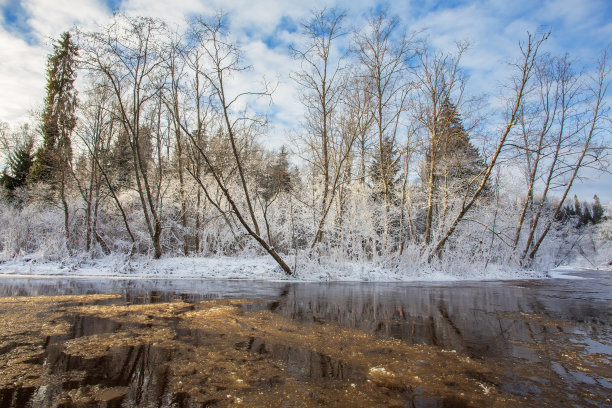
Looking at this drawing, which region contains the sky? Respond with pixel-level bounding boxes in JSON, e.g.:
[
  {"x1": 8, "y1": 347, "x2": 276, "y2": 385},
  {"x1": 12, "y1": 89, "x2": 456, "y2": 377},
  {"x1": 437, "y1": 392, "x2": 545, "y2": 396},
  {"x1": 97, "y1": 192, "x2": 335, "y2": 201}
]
[{"x1": 0, "y1": 0, "x2": 611, "y2": 202}]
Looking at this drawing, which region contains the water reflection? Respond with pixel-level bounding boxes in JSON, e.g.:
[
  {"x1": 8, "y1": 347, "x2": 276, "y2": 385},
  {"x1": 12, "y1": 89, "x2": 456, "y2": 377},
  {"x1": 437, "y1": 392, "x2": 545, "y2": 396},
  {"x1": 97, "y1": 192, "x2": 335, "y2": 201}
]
[
  {"x1": 0, "y1": 271, "x2": 610, "y2": 407},
  {"x1": 267, "y1": 278, "x2": 611, "y2": 361}
]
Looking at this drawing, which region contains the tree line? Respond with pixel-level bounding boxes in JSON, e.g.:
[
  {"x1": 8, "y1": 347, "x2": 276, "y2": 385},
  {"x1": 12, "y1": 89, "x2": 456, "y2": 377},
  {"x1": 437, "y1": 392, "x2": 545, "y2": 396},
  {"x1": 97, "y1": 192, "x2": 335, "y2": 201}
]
[{"x1": 0, "y1": 9, "x2": 609, "y2": 274}]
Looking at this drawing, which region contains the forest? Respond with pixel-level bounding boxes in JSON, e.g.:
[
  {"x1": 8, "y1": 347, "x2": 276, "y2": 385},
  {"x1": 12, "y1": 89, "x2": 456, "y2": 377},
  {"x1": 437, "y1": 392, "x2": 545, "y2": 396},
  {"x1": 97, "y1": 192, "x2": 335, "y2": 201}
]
[{"x1": 0, "y1": 9, "x2": 610, "y2": 276}]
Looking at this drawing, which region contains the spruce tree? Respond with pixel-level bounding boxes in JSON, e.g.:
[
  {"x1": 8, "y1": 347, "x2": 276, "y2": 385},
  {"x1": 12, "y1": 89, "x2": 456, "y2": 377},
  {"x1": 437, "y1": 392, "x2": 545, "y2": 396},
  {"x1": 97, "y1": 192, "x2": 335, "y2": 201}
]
[
  {"x1": 259, "y1": 146, "x2": 292, "y2": 201},
  {"x1": 30, "y1": 32, "x2": 78, "y2": 185},
  {"x1": 580, "y1": 201, "x2": 593, "y2": 225},
  {"x1": 109, "y1": 130, "x2": 135, "y2": 188},
  {"x1": 29, "y1": 31, "x2": 78, "y2": 242},
  {"x1": 592, "y1": 194, "x2": 604, "y2": 224},
  {"x1": 427, "y1": 99, "x2": 488, "y2": 195},
  {"x1": 574, "y1": 195, "x2": 582, "y2": 219},
  {"x1": 1, "y1": 138, "x2": 34, "y2": 195},
  {"x1": 370, "y1": 135, "x2": 400, "y2": 199}
]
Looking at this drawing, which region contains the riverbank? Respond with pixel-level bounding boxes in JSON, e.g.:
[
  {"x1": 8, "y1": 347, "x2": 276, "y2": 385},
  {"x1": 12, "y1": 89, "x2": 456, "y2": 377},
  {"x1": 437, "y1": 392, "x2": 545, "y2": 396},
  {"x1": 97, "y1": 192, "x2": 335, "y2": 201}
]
[{"x1": 0, "y1": 253, "x2": 603, "y2": 281}]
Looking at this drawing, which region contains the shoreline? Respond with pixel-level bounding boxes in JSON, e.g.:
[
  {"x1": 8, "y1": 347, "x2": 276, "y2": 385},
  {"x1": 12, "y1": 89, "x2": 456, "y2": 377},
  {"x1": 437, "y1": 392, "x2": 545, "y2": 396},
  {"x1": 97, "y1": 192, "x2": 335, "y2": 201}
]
[{"x1": 0, "y1": 254, "x2": 603, "y2": 282}]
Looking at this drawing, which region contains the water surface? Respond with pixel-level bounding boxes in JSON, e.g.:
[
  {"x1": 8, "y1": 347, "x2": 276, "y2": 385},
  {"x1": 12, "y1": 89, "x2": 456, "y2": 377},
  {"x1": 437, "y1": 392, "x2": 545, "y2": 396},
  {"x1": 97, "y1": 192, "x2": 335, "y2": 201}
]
[{"x1": 0, "y1": 271, "x2": 610, "y2": 407}]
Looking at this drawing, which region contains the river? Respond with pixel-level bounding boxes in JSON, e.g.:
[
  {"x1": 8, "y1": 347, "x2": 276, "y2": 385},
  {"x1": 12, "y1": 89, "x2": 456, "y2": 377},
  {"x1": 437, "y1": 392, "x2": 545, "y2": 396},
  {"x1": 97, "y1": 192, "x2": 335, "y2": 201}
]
[{"x1": 0, "y1": 270, "x2": 610, "y2": 407}]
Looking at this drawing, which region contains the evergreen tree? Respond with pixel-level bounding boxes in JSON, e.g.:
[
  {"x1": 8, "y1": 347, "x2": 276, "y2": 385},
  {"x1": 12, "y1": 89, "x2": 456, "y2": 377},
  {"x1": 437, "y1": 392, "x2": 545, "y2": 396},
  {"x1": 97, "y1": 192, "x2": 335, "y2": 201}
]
[
  {"x1": 108, "y1": 130, "x2": 134, "y2": 188},
  {"x1": 29, "y1": 31, "x2": 78, "y2": 242},
  {"x1": 555, "y1": 202, "x2": 574, "y2": 223},
  {"x1": 580, "y1": 200, "x2": 593, "y2": 225},
  {"x1": 425, "y1": 99, "x2": 488, "y2": 195},
  {"x1": 592, "y1": 194, "x2": 604, "y2": 224},
  {"x1": 259, "y1": 146, "x2": 292, "y2": 201},
  {"x1": 573, "y1": 195, "x2": 582, "y2": 219},
  {"x1": 1, "y1": 138, "x2": 34, "y2": 194},
  {"x1": 30, "y1": 32, "x2": 78, "y2": 185},
  {"x1": 369, "y1": 135, "x2": 400, "y2": 199}
]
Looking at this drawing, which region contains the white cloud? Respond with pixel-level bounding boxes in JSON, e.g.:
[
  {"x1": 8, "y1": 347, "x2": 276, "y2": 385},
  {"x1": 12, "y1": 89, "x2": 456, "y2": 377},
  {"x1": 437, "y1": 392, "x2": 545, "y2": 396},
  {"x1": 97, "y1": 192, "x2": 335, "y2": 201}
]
[
  {"x1": 1, "y1": 0, "x2": 610, "y2": 134},
  {"x1": 0, "y1": 0, "x2": 111, "y2": 124},
  {"x1": 122, "y1": 0, "x2": 211, "y2": 25},
  {"x1": 23, "y1": 0, "x2": 109, "y2": 41},
  {"x1": 0, "y1": 27, "x2": 46, "y2": 123}
]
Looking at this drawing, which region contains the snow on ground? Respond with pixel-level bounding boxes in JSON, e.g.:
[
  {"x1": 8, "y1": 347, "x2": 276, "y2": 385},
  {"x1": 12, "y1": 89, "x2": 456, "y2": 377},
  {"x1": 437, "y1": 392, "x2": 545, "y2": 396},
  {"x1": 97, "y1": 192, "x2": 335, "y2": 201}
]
[
  {"x1": 562, "y1": 240, "x2": 612, "y2": 272},
  {"x1": 548, "y1": 269, "x2": 589, "y2": 280},
  {"x1": 0, "y1": 255, "x2": 286, "y2": 281},
  {"x1": 0, "y1": 253, "x2": 562, "y2": 282}
]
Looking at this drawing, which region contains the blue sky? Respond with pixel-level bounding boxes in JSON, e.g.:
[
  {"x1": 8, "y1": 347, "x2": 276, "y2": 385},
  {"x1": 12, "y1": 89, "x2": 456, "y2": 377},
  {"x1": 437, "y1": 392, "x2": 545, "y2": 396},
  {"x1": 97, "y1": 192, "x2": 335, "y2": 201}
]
[{"x1": 0, "y1": 0, "x2": 611, "y2": 201}]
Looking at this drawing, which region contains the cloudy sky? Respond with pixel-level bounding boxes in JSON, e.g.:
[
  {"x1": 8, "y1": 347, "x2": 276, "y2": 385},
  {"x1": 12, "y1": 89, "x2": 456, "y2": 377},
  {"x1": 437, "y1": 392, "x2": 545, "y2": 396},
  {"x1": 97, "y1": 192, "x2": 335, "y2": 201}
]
[{"x1": 1, "y1": 0, "x2": 611, "y2": 201}]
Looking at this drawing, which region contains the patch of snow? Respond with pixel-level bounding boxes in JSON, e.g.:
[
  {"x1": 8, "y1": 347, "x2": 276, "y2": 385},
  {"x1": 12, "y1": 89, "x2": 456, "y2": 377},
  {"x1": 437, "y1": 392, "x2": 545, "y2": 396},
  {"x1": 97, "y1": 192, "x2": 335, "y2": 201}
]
[
  {"x1": 548, "y1": 269, "x2": 589, "y2": 280},
  {"x1": 0, "y1": 253, "x2": 551, "y2": 282}
]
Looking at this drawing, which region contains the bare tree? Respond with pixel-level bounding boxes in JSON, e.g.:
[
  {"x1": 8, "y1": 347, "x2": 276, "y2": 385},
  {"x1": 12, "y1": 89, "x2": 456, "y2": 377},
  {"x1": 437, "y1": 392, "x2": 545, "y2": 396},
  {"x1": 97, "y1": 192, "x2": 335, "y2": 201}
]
[
  {"x1": 410, "y1": 42, "x2": 468, "y2": 245},
  {"x1": 328, "y1": 77, "x2": 376, "y2": 253},
  {"x1": 72, "y1": 85, "x2": 115, "y2": 254},
  {"x1": 430, "y1": 32, "x2": 549, "y2": 259},
  {"x1": 179, "y1": 30, "x2": 214, "y2": 254},
  {"x1": 513, "y1": 50, "x2": 610, "y2": 265},
  {"x1": 344, "y1": 75, "x2": 375, "y2": 184},
  {"x1": 174, "y1": 16, "x2": 293, "y2": 274},
  {"x1": 79, "y1": 15, "x2": 169, "y2": 258},
  {"x1": 355, "y1": 9, "x2": 412, "y2": 249},
  {"x1": 398, "y1": 128, "x2": 416, "y2": 255},
  {"x1": 163, "y1": 32, "x2": 190, "y2": 255},
  {"x1": 291, "y1": 8, "x2": 348, "y2": 247}
]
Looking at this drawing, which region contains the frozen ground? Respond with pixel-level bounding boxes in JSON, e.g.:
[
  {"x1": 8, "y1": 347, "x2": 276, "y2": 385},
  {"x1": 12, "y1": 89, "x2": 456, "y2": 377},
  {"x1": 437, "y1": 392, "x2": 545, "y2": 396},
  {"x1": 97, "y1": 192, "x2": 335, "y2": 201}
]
[{"x1": 0, "y1": 252, "x2": 605, "y2": 282}]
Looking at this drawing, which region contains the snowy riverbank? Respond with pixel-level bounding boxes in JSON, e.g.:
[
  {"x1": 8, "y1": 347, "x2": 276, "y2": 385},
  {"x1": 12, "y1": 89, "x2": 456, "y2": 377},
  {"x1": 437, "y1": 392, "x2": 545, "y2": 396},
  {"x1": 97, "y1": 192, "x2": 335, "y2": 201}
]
[{"x1": 0, "y1": 253, "x2": 604, "y2": 282}]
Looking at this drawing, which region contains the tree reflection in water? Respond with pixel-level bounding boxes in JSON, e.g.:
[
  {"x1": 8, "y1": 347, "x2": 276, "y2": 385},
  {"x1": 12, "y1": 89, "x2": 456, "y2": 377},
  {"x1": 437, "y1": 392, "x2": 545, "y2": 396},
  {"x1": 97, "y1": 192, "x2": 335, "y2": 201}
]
[{"x1": 0, "y1": 272, "x2": 610, "y2": 407}]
